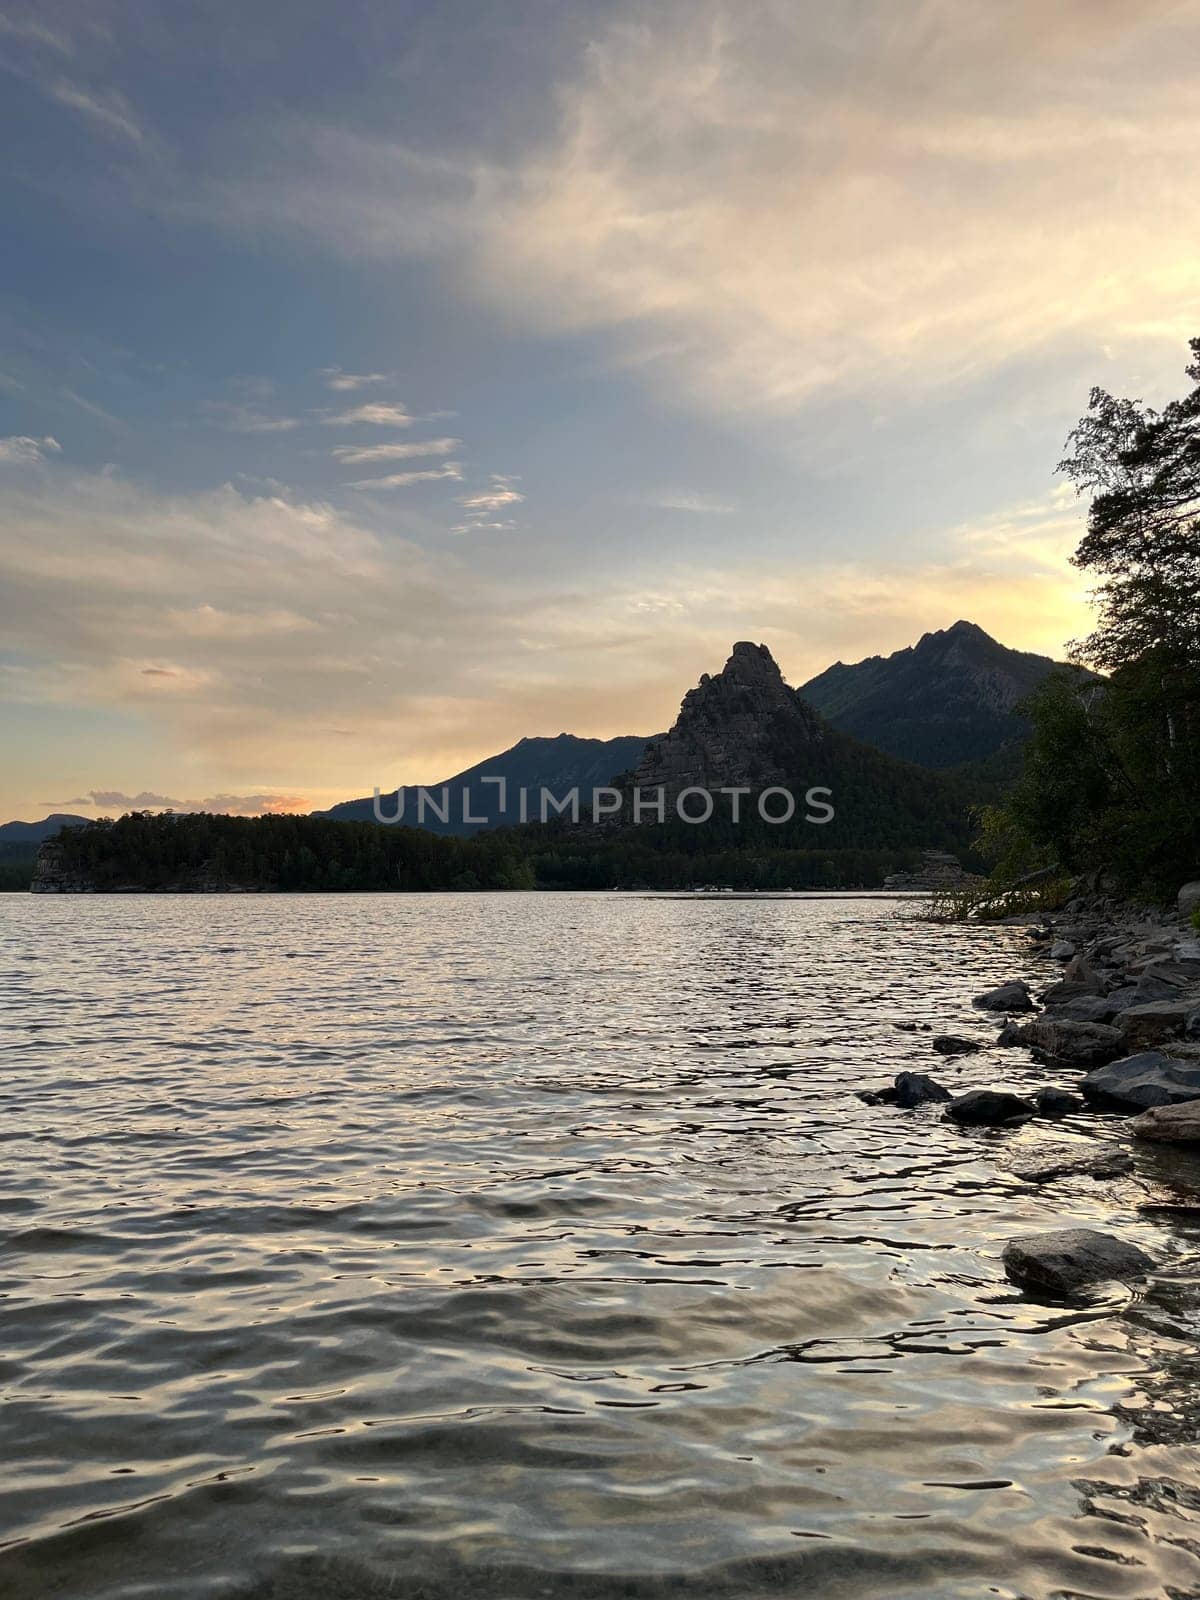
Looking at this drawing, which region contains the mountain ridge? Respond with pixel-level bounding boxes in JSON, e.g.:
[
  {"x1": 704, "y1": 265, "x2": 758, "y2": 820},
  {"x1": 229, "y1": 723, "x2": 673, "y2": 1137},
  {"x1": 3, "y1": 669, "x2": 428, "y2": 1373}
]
[{"x1": 799, "y1": 619, "x2": 1083, "y2": 769}]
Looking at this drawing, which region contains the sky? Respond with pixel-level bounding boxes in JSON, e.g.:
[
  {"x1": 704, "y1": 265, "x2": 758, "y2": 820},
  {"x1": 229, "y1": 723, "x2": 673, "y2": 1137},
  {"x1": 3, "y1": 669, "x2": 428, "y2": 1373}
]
[{"x1": 1, "y1": 0, "x2": 1198, "y2": 821}]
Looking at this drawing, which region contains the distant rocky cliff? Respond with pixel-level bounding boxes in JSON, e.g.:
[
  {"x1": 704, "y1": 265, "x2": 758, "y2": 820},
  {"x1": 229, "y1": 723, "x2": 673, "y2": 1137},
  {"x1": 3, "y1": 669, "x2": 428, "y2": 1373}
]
[{"x1": 629, "y1": 641, "x2": 826, "y2": 796}]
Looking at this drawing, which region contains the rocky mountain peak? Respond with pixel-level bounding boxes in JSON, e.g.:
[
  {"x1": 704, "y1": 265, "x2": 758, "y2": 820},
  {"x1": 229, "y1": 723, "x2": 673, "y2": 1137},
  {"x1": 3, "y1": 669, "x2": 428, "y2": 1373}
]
[{"x1": 630, "y1": 641, "x2": 824, "y2": 795}]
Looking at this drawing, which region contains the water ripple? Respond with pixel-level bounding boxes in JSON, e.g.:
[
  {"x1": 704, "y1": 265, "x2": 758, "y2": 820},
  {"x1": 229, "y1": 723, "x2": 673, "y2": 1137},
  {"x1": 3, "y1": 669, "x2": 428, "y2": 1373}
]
[{"x1": 2, "y1": 891, "x2": 1200, "y2": 1598}]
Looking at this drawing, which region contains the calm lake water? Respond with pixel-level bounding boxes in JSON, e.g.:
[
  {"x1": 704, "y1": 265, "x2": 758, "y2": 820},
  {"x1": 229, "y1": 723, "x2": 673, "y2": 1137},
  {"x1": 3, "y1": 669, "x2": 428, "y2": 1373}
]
[{"x1": 3, "y1": 892, "x2": 1200, "y2": 1600}]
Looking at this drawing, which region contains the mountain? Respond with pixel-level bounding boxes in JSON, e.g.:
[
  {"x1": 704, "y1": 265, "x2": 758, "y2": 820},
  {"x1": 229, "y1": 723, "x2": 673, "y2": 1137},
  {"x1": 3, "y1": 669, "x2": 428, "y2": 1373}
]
[
  {"x1": 798, "y1": 620, "x2": 1078, "y2": 769},
  {"x1": 0, "y1": 814, "x2": 89, "y2": 890},
  {"x1": 603, "y1": 640, "x2": 980, "y2": 853},
  {"x1": 0, "y1": 813, "x2": 89, "y2": 845},
  {"x1": 631, "y1": 640, "x2": 827, "y2": 793},
  {"x1": 322, "y1": 732, "x2": 653, "y2": 836}
]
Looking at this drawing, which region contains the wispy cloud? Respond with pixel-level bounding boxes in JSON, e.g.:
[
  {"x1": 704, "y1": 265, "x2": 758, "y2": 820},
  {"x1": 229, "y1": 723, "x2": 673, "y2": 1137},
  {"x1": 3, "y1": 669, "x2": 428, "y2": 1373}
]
[
  {"x1": 49, "y1": 79, "x2": 144, "y2": 144},
  {"x1": 457, "y1": 475, "x2": 524, "y2": 513},
  {"x1": 645, "y1": 491, "x2": 736, "y2": 514},
  {"x1": 347, "y1": 463, "x2": 463, "y2": 489},
  {"x1": 323, "y1": 402, "x2": 416, "y2": 427},
  {"x1": 61, "y1": 388, "x2": 124, "y2": 429},
  {"x1": 451, "y1": 474, "x2": 525, "y2": 535},
  {"x1": 320, "y1": 368, "x2": 395, "y2": 391},
  {"x1": 0, "y1": 12, "x2": 73, "y2": 52},
  {"x1": 331, "y1": 437, "x2": 461, "y2": 465},
  {"x1": 202, "y1": 400, "x2": 303, "y2": 434},
  {"x1": 0, "y1": 435, "x2": 61, "y2": 464}
]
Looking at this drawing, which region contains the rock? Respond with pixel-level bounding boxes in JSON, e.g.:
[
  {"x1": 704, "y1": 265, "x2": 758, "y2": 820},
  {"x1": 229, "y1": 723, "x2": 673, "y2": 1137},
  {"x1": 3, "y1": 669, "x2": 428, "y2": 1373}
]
[
  {"x1": 1188, "y1": 1008, "x2": 1200, "y2": 1042},
  {"x1": 1130, "y1": 1101, "x2": 1200, "y2": 1143},
  {"x1": 1119, "y1": 996, "x2": 1200, "y2": 1050},
  {"x1": 893, "y1": 1020, "x2": 931, "y2": 1033},
  {"x1": 1178, "y1": 881, "x2": 1200, "y2": 920},
  {"x1": 1061, "y1": 955, "x2": 1105, "y2": 992},
  {"x1": 1012, "y1": 1017, "x2": 1124, "y2": 1067},
  {"x1": 973, "y1": 981, "x2": 1034, "y2": 1013},
  {"x1": 931, "y1": 1035, "x2": 983, "y2": 1056},
  {"x1": 1129, "y1": 1095, "x2": 1200, "y2": 1144},
  {"x1": 996, "y1": 1020, "x2": 1024, "y2": 1047},
  {"x1": 1050, "y1": 939, "x2": 1076, "y2": 962},
  {"x1": 857, "y1": 1083, "x2": 897, "y2": 1105},
  {"x1": 1082, "y1": 1051, "x2": 1200, "y2": 1110},
  {"x1": 1035, "y1": 1086, "x2": 1083, "y2": 1118},
  {"x1": 893, "y1": 1071, "x2": 952, "y2": 1108},
  {"x1": 1002, "y1": 1228, "x2": 1154, "y2": 1295},
  {"x1": 1175, "y1": 940, "x2": 1200, "y2": 962},
  {"x1": 945, "y1": 1089, "x2": 1035, "y2": 1127},
  {"x1": 1136, "y1": 958, "x2": 1200, "y2": 989},
  {"x1": 1006, "y1": 1145, "x2": 1133, "y2": 1184},
  {"x1": 1045, "y1": 994, "x2": 1124, "y2": 1025}
]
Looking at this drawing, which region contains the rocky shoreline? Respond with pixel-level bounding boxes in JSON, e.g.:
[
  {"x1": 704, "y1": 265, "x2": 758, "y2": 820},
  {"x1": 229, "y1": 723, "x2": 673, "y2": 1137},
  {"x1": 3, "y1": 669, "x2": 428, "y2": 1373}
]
[{"x1": 863, "y1": 877, "x2": 1200, "y2": 1295}]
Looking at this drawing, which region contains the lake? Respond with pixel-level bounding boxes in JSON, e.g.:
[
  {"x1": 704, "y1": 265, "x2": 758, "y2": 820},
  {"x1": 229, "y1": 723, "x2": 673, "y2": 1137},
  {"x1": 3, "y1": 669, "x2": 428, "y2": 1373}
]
[{"x1": 2, "y1": 892, "x2": 1199, "y2": 1599}]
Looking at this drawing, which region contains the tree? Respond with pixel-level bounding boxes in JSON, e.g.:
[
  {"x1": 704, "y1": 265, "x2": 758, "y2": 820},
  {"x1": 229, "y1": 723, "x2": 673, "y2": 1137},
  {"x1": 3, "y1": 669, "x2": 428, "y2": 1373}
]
[
  {"x1": 997, "y1": 338, "x2": 1200, "y2": 896},
  {"x1": 1059, "y1": 337, "x2": 1200, "y2": 674}
]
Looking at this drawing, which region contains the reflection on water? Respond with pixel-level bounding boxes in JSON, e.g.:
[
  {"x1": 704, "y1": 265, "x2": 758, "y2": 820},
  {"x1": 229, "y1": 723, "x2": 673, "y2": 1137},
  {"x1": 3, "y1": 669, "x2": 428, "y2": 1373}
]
[{"x1": 1, "y1": 891, "x2": 1199, "y2": 1599}]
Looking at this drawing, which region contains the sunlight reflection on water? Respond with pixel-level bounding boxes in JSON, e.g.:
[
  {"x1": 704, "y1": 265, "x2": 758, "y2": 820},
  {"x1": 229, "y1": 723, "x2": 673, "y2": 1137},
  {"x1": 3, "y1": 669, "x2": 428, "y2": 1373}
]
[{"x1": 2, "y1": 892, "x2": 1200, "y2": 1599}]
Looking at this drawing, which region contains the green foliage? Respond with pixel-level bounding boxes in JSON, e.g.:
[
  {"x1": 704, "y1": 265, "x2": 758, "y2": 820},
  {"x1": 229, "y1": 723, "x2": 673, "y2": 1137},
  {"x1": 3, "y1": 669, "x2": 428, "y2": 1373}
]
[{"x1": 982, "y1": 338, "x2": 1200, "y2": 901}]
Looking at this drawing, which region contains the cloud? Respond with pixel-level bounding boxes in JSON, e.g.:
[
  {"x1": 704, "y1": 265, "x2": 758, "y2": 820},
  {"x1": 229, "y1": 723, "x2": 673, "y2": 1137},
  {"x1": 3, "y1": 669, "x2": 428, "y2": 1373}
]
[
  {"x1": 320, "y1": 369, "x2": 394, "y2": 391},
  {"x1": 49, "y1": 79, "x2": 144, "y2": 144},
  {"x1": 331, "y1": 437, "x2": 461, "y2": 465},
  {"x1": 79, "y1": 789, "x2": 306, "y2": 815},
  {"x1": 323, "y1": 402, "x2": 416, "y2": 427},
  {"x1": 201, "y1": 1, "x2": 1200, "y2": 420},
  {"x1": 0, "y1": 435, "x2": 61, "y2": 464},
  {"x1": 346, "y1": 463, "x2": 463, "y2": 489},
  {"x1": 451, "y1": 474, "x2": 524, "y2": 534},
  {"x1": 457, "y1": 475, "x2": 524, "y2": 513},
  {"x1": 0, "y1": 12, "x2": 73, "y2": 52},
  {"x1": 644, "y1": 491, "x2": 735, "y2": 514},
  {"x1": 203, "y1": 400, "x2": 303, "y2": 434}
]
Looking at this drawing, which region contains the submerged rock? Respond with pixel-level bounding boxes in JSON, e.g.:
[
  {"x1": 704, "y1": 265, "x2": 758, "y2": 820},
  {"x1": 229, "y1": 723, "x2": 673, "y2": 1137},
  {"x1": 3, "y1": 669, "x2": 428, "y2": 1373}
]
[
  {"x1": 1005, "y1": 1146, "x2": 1133, "y2": 1184},
  {"x1": 1002, "y1": 1228, "x2": 1154, "y2": 1295},
  {"x1": 893, "y1": 1071, "x2": 952, "y2": 1108},
  {"x1": 1034, "y1": 1086, "x2": 1083, "y2": 1118},
  {"x1": 945, "y1": 1089, "x2": 1035, "y2": 1127},
  {"x1": 931, "y1": 1035, "x2": 983, "y2": 1056},
  {"x1": 859, "y1": 1071, "x2": 950, "y2": 1108},
  {"x1": 1130, "y1": 1101, "x2": 1200, "y2": 1143},
  {"x1": 1082, "y1": 1051, "x2": 1200, "y2": 1111},
  {"x1": 973, "y1": 982, "x2": 1034, "y2": 1014}
]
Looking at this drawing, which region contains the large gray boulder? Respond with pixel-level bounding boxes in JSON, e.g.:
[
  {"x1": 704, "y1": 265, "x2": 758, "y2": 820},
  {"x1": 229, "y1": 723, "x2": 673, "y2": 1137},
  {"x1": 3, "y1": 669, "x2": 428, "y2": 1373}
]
[
  {"x1": 1130, "y1": 1100, "x2": 1200, "y2": 1143},
  {"x1": 1012, "y1": 1017, "x2": 1124, "y2": 1067},
  {"x1": 1178, "y1": 881, "x2": 1200, "y2": 920},
  {"x1": 1003, "y1": 1228, "x2": 1154, "y2": 1295},
  {"x1": 1082, "y1": 1051, "x2": 1200, "y2": 1110},
  {"x1": 973, "y1": 981, "x2": 1034, "y2": 1013},
  {"x1": 1041, "y1": 994, "x2": 1121, "y2": 1025},
  {"x1": 1119, "y1": 996, "x2": 1200, "y2": 1050},
  {"x1": 945, "y1": 1089, "x2": 1035, "y2": 1126}
]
